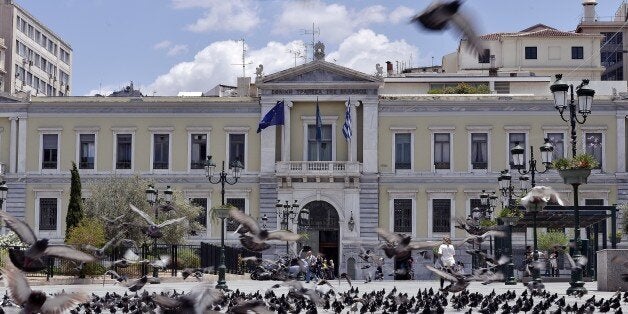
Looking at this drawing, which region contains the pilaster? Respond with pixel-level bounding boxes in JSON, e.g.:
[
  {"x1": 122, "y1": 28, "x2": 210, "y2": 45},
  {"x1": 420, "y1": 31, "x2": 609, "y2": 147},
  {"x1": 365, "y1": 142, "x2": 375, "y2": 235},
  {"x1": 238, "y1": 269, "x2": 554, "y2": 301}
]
[
  {"x1": 17, "y1": 116, "x2": 27, "y2": 173},
  {"x1": 618, "y1": 114, "x2": 626, "y2": 172},
  {"x1": 362, "y1": 100, "x2": 378, "y2": 173},
  {"x1": 9, "y1": 117, "x2": 17, "y2": 173},
  {"x1": 260, "y1": 101, "x2": 277, "y2": 173}
]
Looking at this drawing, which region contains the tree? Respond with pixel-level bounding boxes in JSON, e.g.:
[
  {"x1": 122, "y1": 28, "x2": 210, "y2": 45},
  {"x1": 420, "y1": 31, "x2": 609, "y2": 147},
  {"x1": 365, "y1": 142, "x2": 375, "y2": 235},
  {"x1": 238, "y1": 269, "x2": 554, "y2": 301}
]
[
  {"x1": 83, "y1": 175, "x2": 204, "y2": 244},
  {"x1": 65, "y1": 162, "x2": 84, "y2": 240}
]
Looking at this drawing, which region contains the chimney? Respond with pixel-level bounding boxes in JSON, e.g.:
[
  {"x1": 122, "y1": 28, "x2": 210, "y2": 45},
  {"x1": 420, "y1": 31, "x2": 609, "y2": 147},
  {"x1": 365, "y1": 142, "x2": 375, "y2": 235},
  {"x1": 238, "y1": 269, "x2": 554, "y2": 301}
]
[
  {"x1": 237, "y1": 77, "x2": 251, "y2": 97},
  {"x1": 385, "y1": 61, "x2": 393, "y2": 77},
  {"x1": 582, "y1": 0, "x2": 597, "y2": 22}
]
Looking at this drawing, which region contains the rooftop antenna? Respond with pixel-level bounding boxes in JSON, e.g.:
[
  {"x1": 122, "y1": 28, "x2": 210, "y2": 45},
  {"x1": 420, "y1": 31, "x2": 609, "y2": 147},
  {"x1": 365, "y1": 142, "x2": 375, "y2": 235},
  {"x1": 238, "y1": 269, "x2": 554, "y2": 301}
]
[
  {"x1": 300, "y1": 23, "x2": 320, "y2": 62},
  {"x1": 287, "y1": 45, "x2": 306, "y2": 67},
  {"x1": 232, "y1": 38, "x2": 252, "y2": 77}
]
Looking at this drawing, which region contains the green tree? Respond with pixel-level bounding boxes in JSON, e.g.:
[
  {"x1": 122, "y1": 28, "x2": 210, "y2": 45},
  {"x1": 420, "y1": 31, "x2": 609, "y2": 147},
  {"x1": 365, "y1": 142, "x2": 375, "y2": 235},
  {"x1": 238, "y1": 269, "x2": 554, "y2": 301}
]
[
  {"x1": 83, "y1": 175, "x2": 204, "y2": 244},
  {"x1": 65, "y1": 162, "x2": 84, "y2": 240}
]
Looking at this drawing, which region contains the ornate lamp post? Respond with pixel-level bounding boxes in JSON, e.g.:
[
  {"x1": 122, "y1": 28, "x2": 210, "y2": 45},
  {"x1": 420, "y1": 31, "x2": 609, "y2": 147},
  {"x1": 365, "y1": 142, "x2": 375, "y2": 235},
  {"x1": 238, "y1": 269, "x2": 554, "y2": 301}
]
[
  {"x1": 550, "y1": 74, "x2": 594, "y2": 295},
  {"x1": 205, "y1": 155, "x2": 243, "y2": 290},
  {"x1": 144, "y1": 184, "x2": 173, "y2": 280},
  {"x1": 276, "y1": 199, "x2": 309, "y2": 255},
  {"x1": 511, "y1": 139, "x2": 554, "y2": 284}
]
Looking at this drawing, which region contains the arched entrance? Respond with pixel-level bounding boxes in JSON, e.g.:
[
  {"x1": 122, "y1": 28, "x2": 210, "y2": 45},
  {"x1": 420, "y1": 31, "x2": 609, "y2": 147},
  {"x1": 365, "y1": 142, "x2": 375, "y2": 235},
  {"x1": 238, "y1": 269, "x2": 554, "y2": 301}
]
[{"x1": 299, "y1": 201, "x2": 339, "y2": 276}]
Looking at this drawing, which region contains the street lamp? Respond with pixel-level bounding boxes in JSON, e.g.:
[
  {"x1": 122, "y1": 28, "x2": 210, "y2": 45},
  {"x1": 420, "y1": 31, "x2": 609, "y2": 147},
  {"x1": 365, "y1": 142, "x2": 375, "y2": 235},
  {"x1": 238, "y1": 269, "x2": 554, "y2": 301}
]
[
  {"x1": 511, "y1": 139, "x2": 554, "y2": 284},
  {"x1": 276, "y1": 199, "x2": 310, "y2": 255},
  {"x1": 204, "y1": 155, "x2": 243, "y2": 290},
  {"x1": 144, "y1": 184, "x2": 173, "y2": 280},
  {"x1": 550, "y1": 74, "x2": 594, "y2": 296}
]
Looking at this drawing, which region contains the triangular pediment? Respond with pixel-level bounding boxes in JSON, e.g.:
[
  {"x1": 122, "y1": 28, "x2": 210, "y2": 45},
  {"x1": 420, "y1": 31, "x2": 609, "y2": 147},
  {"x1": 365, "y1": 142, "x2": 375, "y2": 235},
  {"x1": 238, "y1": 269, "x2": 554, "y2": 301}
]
[{"x1": 260, "y1": 60, "x2": 381, "y2": 84}]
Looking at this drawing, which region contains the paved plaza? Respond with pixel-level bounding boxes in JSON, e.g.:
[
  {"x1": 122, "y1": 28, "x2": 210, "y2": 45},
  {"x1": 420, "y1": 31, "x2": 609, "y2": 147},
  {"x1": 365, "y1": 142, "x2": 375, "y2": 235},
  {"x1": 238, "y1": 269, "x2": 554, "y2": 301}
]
[{"x1": 1, "y1": 278, "x2": 626, "y2": 313}]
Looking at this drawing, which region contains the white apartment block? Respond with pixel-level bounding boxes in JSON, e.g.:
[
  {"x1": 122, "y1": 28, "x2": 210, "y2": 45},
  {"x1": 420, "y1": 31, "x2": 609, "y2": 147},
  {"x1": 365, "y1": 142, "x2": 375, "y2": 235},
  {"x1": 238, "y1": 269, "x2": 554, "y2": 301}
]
[{"x1": 0, "y1": 0, "x2": 72, "y2": 96}]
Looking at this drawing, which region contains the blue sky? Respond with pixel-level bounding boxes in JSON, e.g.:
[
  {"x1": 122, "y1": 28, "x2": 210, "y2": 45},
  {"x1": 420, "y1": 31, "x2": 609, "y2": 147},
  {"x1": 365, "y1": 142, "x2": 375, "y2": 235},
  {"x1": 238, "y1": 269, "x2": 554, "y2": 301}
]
[{"x1": 15, "y1": 0, "x2": 624, "y2": 96}]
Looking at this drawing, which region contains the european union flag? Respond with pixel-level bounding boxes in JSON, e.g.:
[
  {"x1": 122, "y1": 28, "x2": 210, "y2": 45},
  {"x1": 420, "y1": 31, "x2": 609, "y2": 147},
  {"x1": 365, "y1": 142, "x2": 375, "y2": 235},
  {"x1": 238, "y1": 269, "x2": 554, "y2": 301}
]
[{"x1": 257, "y1": 100, "x2": 285, "y2": 133}]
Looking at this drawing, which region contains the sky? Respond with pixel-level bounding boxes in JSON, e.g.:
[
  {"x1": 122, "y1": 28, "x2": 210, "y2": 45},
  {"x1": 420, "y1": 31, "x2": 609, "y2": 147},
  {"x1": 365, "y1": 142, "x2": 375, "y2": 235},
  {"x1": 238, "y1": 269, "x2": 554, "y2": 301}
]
[{"x1": 14, "y1": 0, "x2": 626, "y2": 96}]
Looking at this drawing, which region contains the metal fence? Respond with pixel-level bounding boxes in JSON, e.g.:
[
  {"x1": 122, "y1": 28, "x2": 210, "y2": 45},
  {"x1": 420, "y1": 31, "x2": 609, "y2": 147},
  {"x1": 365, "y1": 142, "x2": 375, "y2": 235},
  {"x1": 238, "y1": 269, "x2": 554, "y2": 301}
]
[{"x1": 0, "y1": 242, "x2": 259, "y2": 280}]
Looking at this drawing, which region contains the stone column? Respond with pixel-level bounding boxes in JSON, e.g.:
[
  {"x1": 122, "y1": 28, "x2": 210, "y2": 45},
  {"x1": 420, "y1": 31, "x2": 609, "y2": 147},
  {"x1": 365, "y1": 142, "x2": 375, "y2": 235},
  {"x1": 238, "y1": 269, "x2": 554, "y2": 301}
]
[
  {"x1": 350, "y1": 101, "x2": 359, "y2": 162},
  {"x1": 260, "y1": 101, "x2": 277, "y2": 173},
  {"x1": 282, "y1": 102, "x2": 292, "y2": 162},
  {"x1": 361, "y1": 99, "x2": 378, "y2": 173},
  {"x1": 618, "y1": 114, "x2": 626, "y2": 172},
  {"x1": 9, "y1": 117, "x2": 17, "y2": 173},
  {"x1": 17, "y1": 116, "x2": 27, "y2": 173}
]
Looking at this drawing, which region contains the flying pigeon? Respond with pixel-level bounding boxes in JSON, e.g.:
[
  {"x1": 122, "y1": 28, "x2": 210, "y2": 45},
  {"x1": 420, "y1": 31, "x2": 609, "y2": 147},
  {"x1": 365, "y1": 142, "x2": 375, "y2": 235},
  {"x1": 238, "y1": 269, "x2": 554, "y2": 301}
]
[
  {"x1": 229, "y1": 208, "x2": 301, "y2": 251},
  {"x1": 377, "y1": 228, "x2": 440, "y2": 261},
  {"x1": 411, "y1": 0, "x2": 484, "y2": 55},
  {"x1": 127, "y1": 275, "x2": 148, "y2": 292},
  {"x1": 82, "y1": 232, "x2": 123, "y2": 260},
  {"x1": 154, "y1": 284, "x2": 224, "y2": 313},
  {"x1": 2, "y1": 260, "x2": 89, "y2": 313},
  {"x1": 425, "y1": 264, "x2": 469, "y2": 293},
  {"x1": 458, "y1": 230, "x2": 507, "y2": 246},
  {"x1": 129, "y1": 203, "x2": 187, "y2": 239},
  {"x1": 0, "y1": 211, "x2": 95, "y2": 271},
  {"x1": 520, "y1": 186, "x2": 564, "y2": 211}
]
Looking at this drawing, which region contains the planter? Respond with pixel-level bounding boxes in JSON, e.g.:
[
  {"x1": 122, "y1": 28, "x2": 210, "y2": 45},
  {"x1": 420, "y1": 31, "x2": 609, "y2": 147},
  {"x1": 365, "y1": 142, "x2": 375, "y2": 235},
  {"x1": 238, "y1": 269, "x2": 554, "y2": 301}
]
[{"x1": 558, "y1": 169, "x2": 591, "y2": 185}]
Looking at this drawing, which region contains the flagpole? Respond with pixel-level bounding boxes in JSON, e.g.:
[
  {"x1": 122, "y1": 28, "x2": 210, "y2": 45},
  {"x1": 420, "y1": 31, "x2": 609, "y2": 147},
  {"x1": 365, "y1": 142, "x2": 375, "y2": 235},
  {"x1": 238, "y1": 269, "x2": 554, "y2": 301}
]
[
  {"x1": 347, "y1": 100, "x2": 352, "y2": 162},
  {"x1": 281, "y1": 99, "x2": 287, "y2": 162}
]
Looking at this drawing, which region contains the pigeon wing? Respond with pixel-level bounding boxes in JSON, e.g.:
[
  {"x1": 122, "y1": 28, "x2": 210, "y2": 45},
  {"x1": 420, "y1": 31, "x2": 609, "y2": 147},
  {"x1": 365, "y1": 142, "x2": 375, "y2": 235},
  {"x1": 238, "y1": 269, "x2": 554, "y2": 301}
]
[
  {"x1": 450, "y1": 13, "x2": 483, "y2": 55},
  {"x1": 407, "y1": 240, "x2": 439, "y2": 250},
  {"x1": 101, "y1": 232, "x2": 123, "y2": 251},
  {"x1": 481, "y1": 230, "x2": 507, "y2": 239},
  {"x1": 2, "y1": 261, "x2": 32, "y2": 305},
  {"x1": 564, "y1": 251, "x2": 576, "y2": 268},
  {"x1": 154, "y1": 295, "x2": 181, "y2": 309},
  {"x1": 240, "y1": 235, "x2": 271, "y2": 252},
  {"x1": 157, "y1": 217, "x2": 187, "y2": 228},
  {"x1": 377, "y1": 228, "x2": 402, "y2": 244},
  {"x1": 123, "y1": 248, "x2": 141, "y2": 262},
  {"x1": 44, "y1": 245, "x2": 96, "y2": 262},
  {"x1": 0, "y1": 211, "x2": 37, "y2": 245},
  {"x1": 266, "y1": 230, "x2": 301, "y2": 242},
  {"x1": 41, "y1": 292, "x2": 90, "y2": 314},
  {"x1": 229, "y1": 208, "x2": 261, "y2": 235},
  {"x1": 425, "y1": 265, "x2": 458, "y2": 283},
  {"x1": 129, "y1": 203, "x2": 155, "y2": 226}
]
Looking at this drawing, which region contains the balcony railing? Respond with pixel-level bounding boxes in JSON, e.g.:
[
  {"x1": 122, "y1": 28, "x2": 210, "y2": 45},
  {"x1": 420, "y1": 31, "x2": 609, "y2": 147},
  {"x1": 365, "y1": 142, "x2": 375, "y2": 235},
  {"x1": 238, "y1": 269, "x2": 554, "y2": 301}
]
[{"x1": 276, "y1": 161, "x2": 361, "y2": 177}]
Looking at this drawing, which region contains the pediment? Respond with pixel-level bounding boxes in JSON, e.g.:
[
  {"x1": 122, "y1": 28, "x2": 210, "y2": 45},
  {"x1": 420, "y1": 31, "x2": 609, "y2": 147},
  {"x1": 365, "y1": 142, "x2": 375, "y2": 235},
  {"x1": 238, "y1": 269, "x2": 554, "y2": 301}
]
[{"x1": 260, "y1": 60, "x2": 381, "y2": 85}]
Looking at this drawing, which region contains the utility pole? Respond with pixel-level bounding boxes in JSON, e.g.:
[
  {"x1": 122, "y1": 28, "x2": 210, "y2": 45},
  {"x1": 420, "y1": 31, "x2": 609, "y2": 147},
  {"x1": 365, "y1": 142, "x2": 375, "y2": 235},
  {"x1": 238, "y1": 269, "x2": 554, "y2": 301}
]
[{"x1": 232, "y1": 38, "x2": 252, "y2": 77}]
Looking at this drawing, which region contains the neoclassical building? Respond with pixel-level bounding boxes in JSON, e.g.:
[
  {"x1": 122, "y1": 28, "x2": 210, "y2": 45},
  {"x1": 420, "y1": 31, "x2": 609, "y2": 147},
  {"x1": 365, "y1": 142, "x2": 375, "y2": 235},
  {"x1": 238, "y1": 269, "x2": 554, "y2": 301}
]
[{"x1": 0, "y1": 47, "x2": 625, "y2": 278}]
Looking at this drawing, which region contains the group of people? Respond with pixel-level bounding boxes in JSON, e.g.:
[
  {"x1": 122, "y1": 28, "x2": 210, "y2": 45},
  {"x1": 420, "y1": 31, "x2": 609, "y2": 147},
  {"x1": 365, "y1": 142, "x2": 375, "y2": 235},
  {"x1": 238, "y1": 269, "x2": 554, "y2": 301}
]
[
  {"x1": 524, "y1": 245, "x2": 561, "y2": 278},
  {"x1": 298, "y1": 250, "x2": 335, "y2": 283}
]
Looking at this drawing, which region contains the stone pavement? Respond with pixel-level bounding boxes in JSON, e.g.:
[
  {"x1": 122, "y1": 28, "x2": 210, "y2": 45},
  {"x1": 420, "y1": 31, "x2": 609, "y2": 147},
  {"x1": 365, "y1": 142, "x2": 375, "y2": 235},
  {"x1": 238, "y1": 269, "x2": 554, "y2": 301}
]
[{"x1": 0, "y1": 278, "x2": 626, "y2": 313}]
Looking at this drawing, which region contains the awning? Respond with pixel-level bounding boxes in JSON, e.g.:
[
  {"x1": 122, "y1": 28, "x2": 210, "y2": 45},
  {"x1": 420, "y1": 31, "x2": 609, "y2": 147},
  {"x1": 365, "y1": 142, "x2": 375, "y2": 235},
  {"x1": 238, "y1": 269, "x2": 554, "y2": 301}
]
[{"x1": 508, "y1": 205, "x2": 613, "y2": 230}]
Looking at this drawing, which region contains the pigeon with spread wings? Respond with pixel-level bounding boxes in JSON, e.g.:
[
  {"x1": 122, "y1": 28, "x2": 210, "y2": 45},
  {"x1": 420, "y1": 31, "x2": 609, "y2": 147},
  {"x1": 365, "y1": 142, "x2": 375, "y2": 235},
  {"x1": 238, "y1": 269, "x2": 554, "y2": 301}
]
[
  {"x1": 520, "y1": 186, "x2": 564, "y2": 211},
  {"x1": 425, "y1": 264, "x2": 469, "y2": 293},
  {"x1": 229, "y1": 207, "x2": 301, "y2": 251},
  {"x1": 411, "y1": 0, "x2": 484, "y2": 55},
  {"x1": 0, "y1": 211, "x2": 95, "y2": 271},
  {"x1": 129, "y1": 203, "x2": 187, "y2": 239},
  {"x1": 377, "y1": 228, "x2": 440, "y2": 261}
]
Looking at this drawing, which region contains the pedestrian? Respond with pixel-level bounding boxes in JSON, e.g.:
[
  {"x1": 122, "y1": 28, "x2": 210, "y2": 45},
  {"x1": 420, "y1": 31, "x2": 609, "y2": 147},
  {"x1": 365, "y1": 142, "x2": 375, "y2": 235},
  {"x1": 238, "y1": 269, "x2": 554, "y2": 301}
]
[
  {"x1": 437, "y1": 236, "x2": 456, "y2": 290},
  {"x1": 304, "y1": 251, "x2": 316, "y2": 283},
  {"x1": 549, "y1": 249, "x2": 559, "y2": 277},
  {"x1": 524, "y1": 246, "x2": 533, "y2": 277},
  {"x1": 328, "y1": 259, "x2": 335, "y2": 279}
]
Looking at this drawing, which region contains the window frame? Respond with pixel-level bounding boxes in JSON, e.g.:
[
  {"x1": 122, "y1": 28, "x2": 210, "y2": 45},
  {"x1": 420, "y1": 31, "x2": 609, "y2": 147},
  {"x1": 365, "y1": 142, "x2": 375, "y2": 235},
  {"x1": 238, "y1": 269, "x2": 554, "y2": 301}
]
[
  {"x1": 187, "y1": 127, "x2": 211, "y2": 172},
  {"x1": 75, "y1": 128, "x2": 99, "y2": 171},
  {"x1": 301, "y1": 116, "x2": 337, "y2": 162},
  {"x1": 34, "y1": 189, "x2": 62, "y2": 239},
  {"x1": 390, "y1": 126, "x2": 416, "y2": 173},
  {"x1": 505, "y1": 127, "x2": 530, "y2": 170},
  {"x1": 571, "y1": 46, "x2": 584, "y2": 60},
  {"x1": 543, "y1": 127, "x2": 568, "y2": 163},
  {"x1": 524, "y1": 46, "x2": 537, "y2": 59},
  {"x1": 224, "y1": 188, "x2": 251, "y2": 235},
  {"x1": 467, "y1": 126, "x2": 492, "y2": 172},
  {"x1": 387, "y1": 190, "x2": 417, "y2": 237},
  {"x1": 149, "y1": 127, "x2": 173, "y2": 173},
  {"x1": 478, "y1": 49, "x2": 491, "y2": 64},
  {"x1": 224, "y1": 127, "x2": 250, "y2": 172},
  {"x1": 582, "y1": 127, "x2": 606, "y2": 172},
  {"x1": 427, "y1": 190, "x2": 456, "y2": 239},
  {"x1": 112, "y1": 128, "x2": 136, "y2": 173},
  {"x1": 430, "y1": 127, "x2": 454, "y2": 172},
  {"x1": 39, "y1": 128, "x2": 62, "y2": 173},
  {"x1": 185, "y1": 190, "x2": 212, "y2": 238}
]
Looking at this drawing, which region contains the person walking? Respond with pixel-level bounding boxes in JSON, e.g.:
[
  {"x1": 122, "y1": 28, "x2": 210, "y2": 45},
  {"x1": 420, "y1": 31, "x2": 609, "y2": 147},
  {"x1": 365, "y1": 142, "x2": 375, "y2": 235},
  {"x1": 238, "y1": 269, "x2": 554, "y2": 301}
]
[
  {"x1": 549, "y1": 249, "x2": 559, "y2": 277},
  {"x1": 437, "y1": 236, "x2": 456, "y2": 290}
]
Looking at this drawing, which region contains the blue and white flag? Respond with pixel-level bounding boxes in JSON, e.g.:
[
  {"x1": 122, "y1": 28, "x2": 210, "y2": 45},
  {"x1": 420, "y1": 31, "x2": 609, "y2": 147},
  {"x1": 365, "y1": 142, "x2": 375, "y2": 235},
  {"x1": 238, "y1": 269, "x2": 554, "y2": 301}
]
[
  {"x1": 315, "y1": 97, "x2": 322, "y2": 142},
  {"x1": 257, "y1": 100, "x2": 285, "y2": 133},
  {"x1": 342, "y1": 97, "x2": 352, "y2": 141}
]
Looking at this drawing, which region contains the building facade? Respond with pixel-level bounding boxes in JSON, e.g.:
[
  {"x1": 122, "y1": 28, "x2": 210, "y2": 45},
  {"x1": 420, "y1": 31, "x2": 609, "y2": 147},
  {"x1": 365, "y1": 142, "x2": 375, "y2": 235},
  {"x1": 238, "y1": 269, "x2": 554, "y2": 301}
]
[{"x1": 0, "y1": 0, "x2": 72, "y2": 96}]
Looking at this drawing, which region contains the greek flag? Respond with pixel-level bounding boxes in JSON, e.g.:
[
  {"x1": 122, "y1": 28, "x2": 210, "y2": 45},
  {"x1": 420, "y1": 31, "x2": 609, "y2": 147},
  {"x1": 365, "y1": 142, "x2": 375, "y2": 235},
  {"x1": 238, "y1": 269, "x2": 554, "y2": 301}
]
[
  {"x1": 315, "y1": 98, "x2": 322, "y2": 142},
  {"x1": 342, "y1": 98, "x2": 352, "y2": 141}
]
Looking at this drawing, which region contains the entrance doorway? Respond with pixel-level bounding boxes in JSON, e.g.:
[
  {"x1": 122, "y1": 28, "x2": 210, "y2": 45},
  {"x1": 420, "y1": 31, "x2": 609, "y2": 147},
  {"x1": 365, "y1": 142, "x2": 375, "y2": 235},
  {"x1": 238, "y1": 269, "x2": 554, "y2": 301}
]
[{"x1": 299, "y1": 201, "x2": 339, "y2": 276}]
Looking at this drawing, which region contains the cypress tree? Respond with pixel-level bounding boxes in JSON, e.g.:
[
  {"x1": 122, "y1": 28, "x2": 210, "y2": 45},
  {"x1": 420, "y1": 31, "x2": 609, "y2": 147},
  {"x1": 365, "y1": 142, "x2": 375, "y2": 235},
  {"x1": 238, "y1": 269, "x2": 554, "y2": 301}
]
[{"x1": 65, "y1": 162, "x2": 83, "y2": 240}]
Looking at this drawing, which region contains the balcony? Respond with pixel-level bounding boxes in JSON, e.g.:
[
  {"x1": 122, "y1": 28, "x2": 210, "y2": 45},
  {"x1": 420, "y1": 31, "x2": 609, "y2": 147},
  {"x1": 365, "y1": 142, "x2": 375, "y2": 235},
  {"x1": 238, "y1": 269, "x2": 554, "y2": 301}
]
[{"x1": 276, "y1": 161, "x2": 361, "y2": 178}]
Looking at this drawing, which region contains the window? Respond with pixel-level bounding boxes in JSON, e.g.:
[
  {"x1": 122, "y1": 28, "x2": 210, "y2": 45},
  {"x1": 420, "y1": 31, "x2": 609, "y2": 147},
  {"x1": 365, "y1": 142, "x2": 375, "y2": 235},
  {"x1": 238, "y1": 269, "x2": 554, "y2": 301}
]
[
  {"x1": 525, "y1": 47, "x2": 537, "y2": 59},
  {"x1": 571, "y1": 46, "x2": 584, "y2": 59},
  {"x1": 432, "y1": 199, "x2": 451, "y2": 233},
  {"x1": 153, "y1": 134, "x2": 170, "y2": 170},
  {"x1": 585, "y1": 132, "x2": 603, "y2": 169},
  {"x1": 116, "y1": 134, "x2": 132, "y2": 169},
  {"x1": 79, "y1": 134, "x2": 95, "y2": 169},
  {"x1": 478, "y1": 49, "x2": 490, "y2": 63},
  {"x1": 393, "y1": 199, "x2": 412, "y2": 233},
  {"x1": 42, "y1": 134, "x2": 58, "y2": 169},
  {"x1": 307, "y1": 125, "x2": 332, "y2": 161},
  {"x1": 546, "y1": 133, "x2": 565, "y2": 160},
  {"x1": 471, "y1": 133, "x2": 488, "y2": 169},
  {"x1": 229, "y1": 133, "x2": 246, "y2": 167},
  {"x1": 585, "y1": 199, "x2": 604, "y2": 206},
  {"x1": 190, "y1": 134, "x2": 207, "y2": 170},
  {"x1": 602, "y1": 32, "x2": 623, "y2": 45},
  {"x1": 190, "y1": 198, "x2": 208, "y2": 234},
  {"x1": 394, "y1": 133, "x2": 411, "y2": 170},
  {"x1": 434, "y1": 133, "x2": 451, "y2": 170},
  {"x1": 509, "y1": 133, "x2": 526, "y2": 168},
  {"x1": 39, "y1": 198, "x2": 57, "y2": 231},
  {"x1": 226, "y1": 198, "x2": 245, "y2": 231},
  {"x1": 470, "y1": 198, "x2": 482, "y2": 213}
]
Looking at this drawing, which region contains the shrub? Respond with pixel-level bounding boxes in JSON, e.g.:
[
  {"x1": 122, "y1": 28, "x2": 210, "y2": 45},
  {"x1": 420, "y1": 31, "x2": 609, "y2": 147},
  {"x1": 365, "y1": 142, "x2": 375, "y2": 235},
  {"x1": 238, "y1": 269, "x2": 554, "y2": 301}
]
[
  {"x1": 552, "y1": 154, "x2": 599, "y2": 170},
  {"x1": 177, "y1": 251, "x2": 201, "y2": 269},
  {"x1": 66, "y1": 218, "x2": 106, "y2": 249},
  {"x1": 538, "y1": 231, "x2": 569, "y2": 252}
]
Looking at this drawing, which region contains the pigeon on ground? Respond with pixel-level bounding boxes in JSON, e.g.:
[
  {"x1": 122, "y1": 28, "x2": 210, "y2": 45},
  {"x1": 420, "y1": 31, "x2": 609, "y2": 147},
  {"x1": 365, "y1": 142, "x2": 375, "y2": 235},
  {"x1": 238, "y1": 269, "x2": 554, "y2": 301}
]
[
  {"x1": 520, "y1": 186, "x2": 564, "y2": 211},
  {"x1": 0, "y1": 211, "x2": 95, "y2": 271},
  {"x1": 2, "y1": 260, "x2": 89, "y2": 313},
  {"x1": 411, "y1": 0, "x2": 484, "y2": 55},
  {"x1": 154, "y1": 284, "x2": 224, "y2": 313},
  {"x1": 129, "y1": 204, "x2": 187, "y2": 239}
]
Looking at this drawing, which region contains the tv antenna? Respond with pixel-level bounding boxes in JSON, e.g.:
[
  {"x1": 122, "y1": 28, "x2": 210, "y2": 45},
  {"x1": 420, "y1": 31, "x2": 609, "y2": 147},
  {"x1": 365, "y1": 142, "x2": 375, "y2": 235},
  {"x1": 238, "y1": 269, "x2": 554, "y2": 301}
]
[
  {"x1": 287, "y1": 44, "x2": 307, "y2": 67},
  {"x1": 300, "y1": 23, "x2": 320, "y2": 62},
  {"x1": 232, "y1": 38, "x2": 252, "y2": 77}
]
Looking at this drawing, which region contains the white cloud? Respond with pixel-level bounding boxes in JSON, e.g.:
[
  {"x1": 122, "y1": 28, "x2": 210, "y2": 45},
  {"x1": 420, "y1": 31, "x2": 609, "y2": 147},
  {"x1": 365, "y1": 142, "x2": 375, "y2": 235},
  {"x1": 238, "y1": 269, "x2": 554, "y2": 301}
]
[
  {"x1": 173, "y1": 0, "x2": 260, "y2": 32},
  {"x1": 273, "y1": 1, "x2": 388, "y2": 43},
  {"x1": 389, "y1": 6, "x2": 415, "y2": 24},
  {"x1": 167, "y1": 44, "x2": 189, "y2": 56},
  {"x1": 144, "y1": 40, "x2": 304, "y2": 96},
  {"x1": 154, "y1": 40, "x2": 172, "y2": 50}
]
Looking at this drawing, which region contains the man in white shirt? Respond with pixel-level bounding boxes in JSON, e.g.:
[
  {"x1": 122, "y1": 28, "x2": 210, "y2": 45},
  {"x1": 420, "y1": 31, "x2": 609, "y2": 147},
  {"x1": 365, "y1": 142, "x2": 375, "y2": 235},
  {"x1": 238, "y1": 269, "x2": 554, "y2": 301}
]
[{"x1": 437, "y1": 236, "x2": 456, "y2": 289}]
